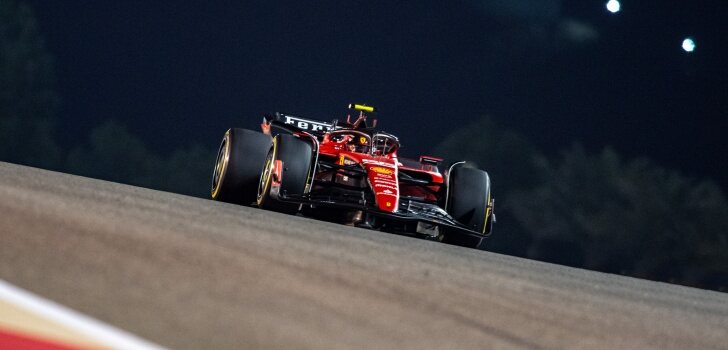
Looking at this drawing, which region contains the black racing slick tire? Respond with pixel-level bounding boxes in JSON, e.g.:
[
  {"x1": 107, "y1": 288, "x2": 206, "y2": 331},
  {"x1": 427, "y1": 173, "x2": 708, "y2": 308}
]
[
  {"x1": 257, "y1": 134, "x2": 313, "y2": 214},
  {"x1": 211, "y1": 128, "x2": 271, "y2": 205},
  {"x1": 445, "y1": 163, "x2": 494, "y2": 246}
]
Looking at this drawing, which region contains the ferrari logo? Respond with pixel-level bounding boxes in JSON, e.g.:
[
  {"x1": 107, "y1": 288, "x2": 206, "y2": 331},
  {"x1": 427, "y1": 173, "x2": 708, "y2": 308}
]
[
  {"x1": 386, "y1": 202, "x2": 392, "y2": 207},
  {"x1": 359, "y1": 136, "x2": 367, "y2": 145}
]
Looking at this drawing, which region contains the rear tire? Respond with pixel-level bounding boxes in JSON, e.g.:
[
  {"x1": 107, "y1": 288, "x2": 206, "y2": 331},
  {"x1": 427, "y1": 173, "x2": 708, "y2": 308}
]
[
  {"x1": 257, "y1": 134, "x2": 313, "y2": 214},
  {"x1": 444, "y1": 163, "x2": 493, "y2": 248},
  {"x1": 211, "y1": 128, "x2": 271, "y2": 205}
]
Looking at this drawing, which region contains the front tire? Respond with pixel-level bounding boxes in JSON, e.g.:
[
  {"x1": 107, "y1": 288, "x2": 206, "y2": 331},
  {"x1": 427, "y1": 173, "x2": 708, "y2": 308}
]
[
  {"x1": 211, "y1": 128, "x2": 271, "y2": 205},
  {"x1": 444, "y1": 163, "x2": 494, "y2": 248},
  {"x1": 257, "y1": 134, "x2": 313, "y2": 214}
]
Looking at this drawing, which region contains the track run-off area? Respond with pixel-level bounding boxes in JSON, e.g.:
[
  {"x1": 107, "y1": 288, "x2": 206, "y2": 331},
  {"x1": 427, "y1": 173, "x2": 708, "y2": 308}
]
[{"x1": 1, "y1": 161, "x2": 727, "y2": 349}]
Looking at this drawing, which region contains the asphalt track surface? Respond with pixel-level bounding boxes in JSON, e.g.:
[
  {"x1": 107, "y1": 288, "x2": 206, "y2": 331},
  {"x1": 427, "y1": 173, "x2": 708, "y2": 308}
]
[{"x1": 1, "y1": 161, "x2": 727, "y2": 350}]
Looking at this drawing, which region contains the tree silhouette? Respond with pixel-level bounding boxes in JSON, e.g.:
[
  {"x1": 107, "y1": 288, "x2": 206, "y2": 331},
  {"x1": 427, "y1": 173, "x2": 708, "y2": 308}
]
[
  {"x1": 0, "y1": 1, "x2": 215, "y2": 197},
  {"x1": 0, "y1": 0, "x2": 60, "y2": 169},
  {"x1": 66, "y1": 120, "x2": 159, "y2": 187},
  {"x1": 434, "y1": 117, "x2": 728, "y2": 291},
  {"x1": 154, "y1": 144, "x2": 215, "y2": 198},
  {"x1": 432, "y1": 116, "x2": 544, "y2": 255},
  {"x1": 509, "y1": 145, "x2": 728, "y2": 289},
  {"x1": 66, "y1": 119, "x2": 215, "y2": 197}
]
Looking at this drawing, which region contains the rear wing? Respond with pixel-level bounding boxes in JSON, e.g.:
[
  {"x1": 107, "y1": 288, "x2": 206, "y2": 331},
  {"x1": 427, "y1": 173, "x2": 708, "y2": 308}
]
[
  {"x1": 263, "y1": 112, "x2": 334, "y2": 135},
  {"x1": 262, "y1": 103, "x2": 378, "y2": 135}
]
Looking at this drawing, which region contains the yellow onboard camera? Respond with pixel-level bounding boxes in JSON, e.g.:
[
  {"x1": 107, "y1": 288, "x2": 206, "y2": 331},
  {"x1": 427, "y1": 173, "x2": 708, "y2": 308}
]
[{"x1": 348, "y1": 103, "x2": 375, "y2": 113}]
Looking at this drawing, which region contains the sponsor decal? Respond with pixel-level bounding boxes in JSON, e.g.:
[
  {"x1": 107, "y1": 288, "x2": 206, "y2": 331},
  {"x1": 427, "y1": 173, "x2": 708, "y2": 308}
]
[
  {"x1": 362, "y1": 159, "x2": 392, "y2": 166},
  {"x1": 374, "y1": 179, "x2": 398, "y2": 186},
  {"x1": 382, "y1": 189, "x2": 394, "y2": 194},
  {"x1": 282, "y1": 115, "x2": 332, "y2": 132},
  {"x1": 370, "y1": 166, "x2": 394, "y2": 175},
  {"x1": 374, "y1": 184, "x2": 398, "y2": 191}
]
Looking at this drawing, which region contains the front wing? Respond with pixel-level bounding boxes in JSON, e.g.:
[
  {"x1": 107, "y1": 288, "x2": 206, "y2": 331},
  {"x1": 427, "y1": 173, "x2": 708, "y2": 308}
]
[{"x1": 278, "y1": 190, "x2": 487, "y2": 249}]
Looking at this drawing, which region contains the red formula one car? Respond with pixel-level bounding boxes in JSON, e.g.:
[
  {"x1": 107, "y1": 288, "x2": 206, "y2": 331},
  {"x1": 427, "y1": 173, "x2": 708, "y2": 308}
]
[{"x1": 211, "y1": 104, "x2": 494, "y2": 249}]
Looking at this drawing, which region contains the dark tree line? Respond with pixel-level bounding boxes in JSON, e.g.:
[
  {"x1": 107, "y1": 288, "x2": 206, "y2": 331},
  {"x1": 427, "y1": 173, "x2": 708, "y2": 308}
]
[
  {"x1": 433, "y1": 116, "x2": 728, "y2": 291},
  {"x1": 0, "y1": 0, "x2": 214, "y2": 198},
  {"x1": 0, "y1": 0, "x2": 60, "y2": 169},
  {"x1": 65, "y1": 120, "x2": 213, "y2": 197}
]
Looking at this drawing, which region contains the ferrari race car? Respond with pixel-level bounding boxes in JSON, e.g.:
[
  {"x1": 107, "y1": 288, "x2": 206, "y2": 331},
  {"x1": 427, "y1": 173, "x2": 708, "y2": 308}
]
[{"x1": 211, "y1": 104, "x2": 495, "y2": 249}]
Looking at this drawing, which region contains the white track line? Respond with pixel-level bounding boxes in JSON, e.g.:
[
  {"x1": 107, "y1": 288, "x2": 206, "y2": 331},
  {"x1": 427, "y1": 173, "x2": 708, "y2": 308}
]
[{"x1": 0, "y1": 279, "x2": 166, "y2": 350}]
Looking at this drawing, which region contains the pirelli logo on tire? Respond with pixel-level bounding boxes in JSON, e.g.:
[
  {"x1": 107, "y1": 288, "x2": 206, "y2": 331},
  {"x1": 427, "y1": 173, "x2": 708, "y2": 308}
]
[{"x1": 370, "y1": 166, "x2": 394, "y2": 175}]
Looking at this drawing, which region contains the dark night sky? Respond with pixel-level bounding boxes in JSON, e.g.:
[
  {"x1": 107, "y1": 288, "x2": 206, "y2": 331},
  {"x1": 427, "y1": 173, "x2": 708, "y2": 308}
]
[{"x1": 26, "y1": 0, "x2": 728, "y2": 187}]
